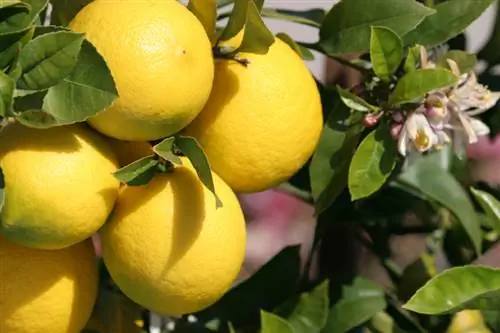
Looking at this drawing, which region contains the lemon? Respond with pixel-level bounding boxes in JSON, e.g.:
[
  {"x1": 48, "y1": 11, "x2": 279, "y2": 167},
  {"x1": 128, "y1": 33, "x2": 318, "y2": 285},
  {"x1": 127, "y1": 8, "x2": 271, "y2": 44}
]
[
  {"x1": 101, "y1": 157, "x2": 246, "y2": 316},
  {"x1": 447, "y1": 310, "x2": 492, "y2": 333},
  {"x1": 106, "y1": 138, "x2": 154, "y2": 167},
  {"x1": 0, "y1": 123, "x2": 120, "y2": 250},
  {"x1": 183, "y1": 38, "x2": 323, "y2": 193},
  {"x1": 0, "y1": 235, "x2": 98, "y2": 333},
  {"x1": 69, "y1": 0, "x2": 215, "y2": 141}
]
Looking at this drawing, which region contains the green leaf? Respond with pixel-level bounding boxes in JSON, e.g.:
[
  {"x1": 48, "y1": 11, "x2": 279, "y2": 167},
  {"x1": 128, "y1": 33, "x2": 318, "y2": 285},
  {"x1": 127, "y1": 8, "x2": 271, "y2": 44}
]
[
  {"x1": 388, "y1": 68, "x2": 458, "y2": 105},
  {"x1": 397, "y1": 155, "x2": 482, "y2": 255},
  {"x1": 404, "y1": 0, "x2": 495, "y2": 47},
  {"x1": 0, "y1": 0, "x2": 47, "y2": 32},
  {"x1": 322, "y1": 277, "x2": 387, "y2": 333},
  {"x1": 309, "y1": 97, "x2": 363, "y2": 214},
  {"x1": 348, "y1": 124, "x2": 397, "y2": 201},
  {"x1": 15, "y1": 109, "x2": 60, "y2": 128},
  {"x1": 188, "y1": 0, "x2": 217, "y2": 43},
  {"x1": 276, "y1": 32, "x2": 314, "y2": 61},
  {"x1": 218, "y1": 0, "x2": 247, "y2": 43},
  {"x1": 174, "y1": 135, "x2": 222, "y2": 208},
  {"x1": 404, "y1": 266, "x2": 500, "y2": 315},
  {"x1": 50, "y1": 0, "x2": 91, "y2": 26},
  {"x1": 370, "y1": 26, "x2": 403, "y2": 81},
  {"x1": 196, "y1": 246, "x2": 301, "y2": 329},
  {"x1": 17, "y1": 31, "x2": 84, "y2": 91},
  {"x1": 0, "y1": 1, "x2": 29, "y2": 10},
  {"x1": 436, "y1": 50, "x2": 477, "y2": 75},
  {"x1": 42, "y1": 40, "x2": 118, "y2": 124},
  {"x1": 238, "y1": 0, "x2": 275, "y2": 54},
  {"x1": 403, "y1": 45, "x2": 423, "y2": 73},
  {"x1": 337, "y1": 86, "x2": 378, "y2": 113},
  {"x1": 470, "y1": 187, "x2": 500, "y2": 233},
  {"x1": 152, "y1": 137, "x2": 182, "y2": 165},
  {"x1": 260, "y1": 311, "x2": 294, "y2": 333},
  {"x1": 261, "y1": 8, "x2": 325, "y2": 28},
  {"x1": 319, "y1": 0, "x2": 434, "y2": 55},
  {"x1": 113, "y1": 155, "x2": 159, "y2": 186},
  {"x1": 287, "y1": 280, "x2": 329, "y2": 333},
  {"x1": 217, "y1": 0, "x2": 233, "y2": 7},
  {"x1": 0, "y1": 70, "x2": 14, "y2": 117}
]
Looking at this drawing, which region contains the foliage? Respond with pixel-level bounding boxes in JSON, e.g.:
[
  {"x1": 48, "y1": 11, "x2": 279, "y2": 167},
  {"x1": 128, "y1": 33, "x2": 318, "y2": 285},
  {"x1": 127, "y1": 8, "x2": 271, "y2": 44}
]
[{"x1": 4, "y1": 0, "x2": 500, "y2": 332}]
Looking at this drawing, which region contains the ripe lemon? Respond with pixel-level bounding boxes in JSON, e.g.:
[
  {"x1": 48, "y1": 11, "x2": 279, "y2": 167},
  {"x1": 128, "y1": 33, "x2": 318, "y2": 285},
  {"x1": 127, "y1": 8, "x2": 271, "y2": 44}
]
[
  {"x1": 100, "y1": 157, "x2": 246, "y2": 316},
  {"x1": 106, "y1": 138, "x2": 154, "y2": 167},
  {"x1": 69, "y1": 0, "x2": 215, "y2": 141},
  {"x1": 447, "y1": 310, "x2": 492, "y2": 333},
  {"x1": 0, "y1": 235, "x2": 98, "y2": 333},
  {"x1": 183, "y1": 38, "x2": 323, "y2": 193},
  {"x1": 0, "y1": 123, "x2": 120, "y2": 250}
]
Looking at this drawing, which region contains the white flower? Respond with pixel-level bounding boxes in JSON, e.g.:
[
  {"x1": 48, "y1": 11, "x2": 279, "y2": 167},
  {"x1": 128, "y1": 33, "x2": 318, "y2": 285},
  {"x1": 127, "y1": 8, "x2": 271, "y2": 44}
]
[
  {"x1": 451, "y1": 72, "x2": 500, "y2": 115},
  {"x1": 398, "y1": 112, "x2": 440, "y2": 156}
]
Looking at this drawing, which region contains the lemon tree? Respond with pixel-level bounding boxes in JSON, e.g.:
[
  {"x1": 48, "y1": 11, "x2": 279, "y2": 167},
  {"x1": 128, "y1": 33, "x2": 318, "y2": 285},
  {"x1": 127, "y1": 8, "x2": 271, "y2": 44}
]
[{"x1": 2, "y1": 0, "x2": 500, "y2": 333}]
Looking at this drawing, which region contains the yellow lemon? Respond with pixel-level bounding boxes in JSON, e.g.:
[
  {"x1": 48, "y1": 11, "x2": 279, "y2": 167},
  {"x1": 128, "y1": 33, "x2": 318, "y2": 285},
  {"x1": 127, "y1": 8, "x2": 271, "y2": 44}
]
[
  {"x1": 101, "y1": 157, "x2": 246, "y2": 316},
  {"x1": 0, "y1": 236, "x2": 98, "y2": 333},
  {"x1": 106, "y1": 138, "x2": 154, "y2": 167},
  {"x1": 0, "y1": 123, "x2": 120, "y2": 249},
  {"x1": 69, "y1": 0, "x2": 215, "y2": 141},
  {"x1": 183, "y1": 38, "x2": 323, "y2": 193},
  {"x1": 447, "y1": 310, "x2": 492, "y2": 333}
]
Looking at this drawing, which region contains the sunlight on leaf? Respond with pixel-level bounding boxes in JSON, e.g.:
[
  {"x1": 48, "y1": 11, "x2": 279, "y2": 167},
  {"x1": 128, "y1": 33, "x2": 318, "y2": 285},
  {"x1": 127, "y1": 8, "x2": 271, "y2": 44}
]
[
  {"x1": 113, "y1": 155, "x2": 158, "y2": 186},
  {"x1": 404, "y1": 266, "x2": 500, "y2": 315}
]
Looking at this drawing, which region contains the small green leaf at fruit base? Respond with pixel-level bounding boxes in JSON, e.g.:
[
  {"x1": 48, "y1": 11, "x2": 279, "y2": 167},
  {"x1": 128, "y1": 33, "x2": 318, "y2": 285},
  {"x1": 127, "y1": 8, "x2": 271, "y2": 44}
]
[
  {"x1": 188, "y1": 0, "x2": 217, "y2": 44},
  {"x1": 260, "y1": 311, "x2": 294, "y2": 333},
  {"x1": 196, "y1": 246, "x2": 301, "y2": 329},
  {"x1": 322, "y1": 277, "x2": 387, "y2": 333},
  {"x1": 50, "y1": 0, "x2": 92, "y2": 26},
  {"x1": 337, "y1": 86, "x2": 378, "y2": 113},
  {"x1": 17, "y1": 31, "x2": 85, "y2": 91},
  {"x1": 0, "y1": 70, "x2": 14, "y2": 117},
  {"x1": 436, "y1": 50, "x2": 477, "y2": 75},
  {"x1": 403, "y1": 0, "x2": 495, "y2": 48},
  {"x1": 15, "y1": 109, "x2": 60, "y2": 128},
  {"x1": 370, "y1": 26, "x2": 403, "y2": 81},
  {"x1": 404, "y1": 266, "x2": 500, "y2": 315},
  {"x1": 276, "y1": 32, "x2": 314, "y2": 61},
  {"x1": 348, "y1": 123, "x2": 398, "y2": 201},
  {"x1": 286, "y1": 280, "x2": 329, "y2": 333},
  {"x1": 388, "y1": 68, "x2": 458, "y2": 105},
  {"x1": 237, "y1": 0, "x2": 275, "y2": 54},
  {"x1": 217, "y1": 0, "x2": 247, "y2": 44},
  {"x1": 470, "y1": 187, "x2": 500, "y2": 233},
  {"x1": 174, "y1": 135, "x2": 222, "y2": 208},
  {"x1": 113, "y1": 155, "x2": 159, "y2": 186},
  {"x1": 42, "y1": 40, "x2": 118, "y2": 124},
  {"x1": 319, "y1": 0, "x2": 434, "y2": 55},
  {"x1": 260, "y1": 8, "x2": 325, "y2": 28},
  {"x1": 403, "y1": 44, "x2": 423, "y2": 73},
  {"x1": 397, "y1": 154, "x2": 482, "y2": 255},
  {"x1": 152, "y1": 137, "x2": 182, "y2": 165}
]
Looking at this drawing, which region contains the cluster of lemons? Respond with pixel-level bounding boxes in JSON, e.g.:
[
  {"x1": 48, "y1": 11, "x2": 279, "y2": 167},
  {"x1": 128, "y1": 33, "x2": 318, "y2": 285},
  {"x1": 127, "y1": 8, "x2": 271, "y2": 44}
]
[{"x1": 0, "y1": 0, "x2": 323, "y2": 332}]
